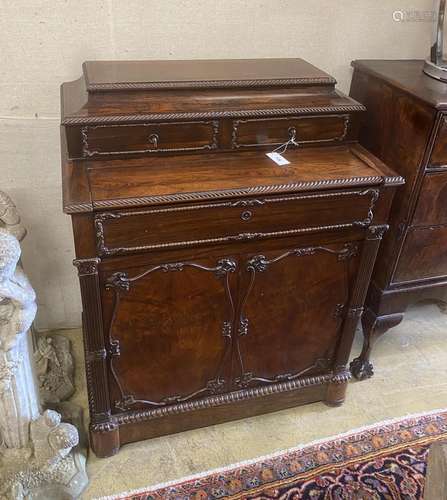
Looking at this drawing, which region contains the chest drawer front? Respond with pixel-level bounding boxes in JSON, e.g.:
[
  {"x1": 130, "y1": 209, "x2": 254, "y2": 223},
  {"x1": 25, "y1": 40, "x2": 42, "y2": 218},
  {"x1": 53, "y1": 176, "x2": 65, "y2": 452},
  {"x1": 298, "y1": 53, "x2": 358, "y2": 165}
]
[
  {"x1": 430, "y1": 115, "x2": 447, "y2": 169},
  {"x1": 412, "y1": 171, "x2": 447, "y2": 226},
  {"x1": 232, "y1": 114, "x2": 349, "y2": 149},
  {"x1": 82, "y1": 120, "x2": 219, "y2": 157},
  {"x1": 393, "y1": 225, "x2": 447, "y2": 283},
  {"x1": 95, "y1": 189, "x2": 378, "y2": 256}
]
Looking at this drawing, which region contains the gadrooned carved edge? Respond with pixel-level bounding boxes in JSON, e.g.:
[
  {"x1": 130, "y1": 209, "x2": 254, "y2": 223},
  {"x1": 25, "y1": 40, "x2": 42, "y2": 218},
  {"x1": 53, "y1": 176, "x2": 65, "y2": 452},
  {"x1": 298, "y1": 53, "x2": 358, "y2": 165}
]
[
  {"x1": 90, "y1": 418, "x2": 119, "y2": 434},
  {"x1": 86, "y1": 76, "x2": 337, "y2": 92},
  {"x1": 113, "y1": 371, "x2": 349, "y2": 425},
  {"x1": 62, "y1": 105, "x2": 366, "y2": 126},
  {"x1": 63, "y1": 202, "x2": 93, "y2": 214},
  {"x1": 65, "y1": 178, "x2": 385, "y2": 215},
  {"x1": 330, "y1": 371, "x2": 352, "y2": 384},
  {"x1": 73, "y1": 258, "x2": 100, "y2": 276},
  {"x1": 383, "y1": 175, "x2": 405, "y2": 186},
  {"x1": 90, "y1": 176, "x2": 384, "y2": 212}
]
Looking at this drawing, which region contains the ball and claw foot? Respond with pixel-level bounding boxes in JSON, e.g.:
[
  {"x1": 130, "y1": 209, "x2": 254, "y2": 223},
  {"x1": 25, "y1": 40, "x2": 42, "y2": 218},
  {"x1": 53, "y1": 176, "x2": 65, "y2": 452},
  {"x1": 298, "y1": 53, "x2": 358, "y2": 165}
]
[{"x1": 350, "y1": 357, "x2": 374, "y2": 381}]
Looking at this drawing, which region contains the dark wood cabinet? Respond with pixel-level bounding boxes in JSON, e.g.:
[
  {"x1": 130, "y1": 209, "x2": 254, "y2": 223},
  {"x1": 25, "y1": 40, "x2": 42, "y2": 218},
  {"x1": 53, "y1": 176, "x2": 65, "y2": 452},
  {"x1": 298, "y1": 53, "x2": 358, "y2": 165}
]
[
  {"x1": 349, "y1": 60, "x2": 447, "y2": 379},
  {"x1": 61, "y1": 58, "x2": 402, "y2": 457}
]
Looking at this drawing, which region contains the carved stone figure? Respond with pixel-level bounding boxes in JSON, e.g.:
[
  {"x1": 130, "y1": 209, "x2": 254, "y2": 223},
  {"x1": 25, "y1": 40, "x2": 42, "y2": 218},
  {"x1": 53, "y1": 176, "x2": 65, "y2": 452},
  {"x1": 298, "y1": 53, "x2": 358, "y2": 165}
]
[
  {"x1": 0, "y1": 191, "x2": 26, "y2": 243},
  {"x1": 0, "y1": 230, "x2": 39, "y2": 448},
  {"x1": 34, "y1": 334, "x2": 75, "y2": 404},
  {"x1": 0, "y1": 230, "x2": 87, "y2": 499},
  {"x1": 0, "y1": 190, "x2": 76, "y2": 404},
  {"x1": 0, "y1": 410, "x2": 87, "y2": 499}
]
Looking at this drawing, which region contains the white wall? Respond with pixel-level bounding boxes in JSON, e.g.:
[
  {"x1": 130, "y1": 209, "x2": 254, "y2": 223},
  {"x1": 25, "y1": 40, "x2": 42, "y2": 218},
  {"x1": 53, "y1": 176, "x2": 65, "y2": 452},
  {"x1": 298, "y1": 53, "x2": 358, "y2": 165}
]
[{"x1": 0, "y1": 0, "x2": 434, "y2": 329}]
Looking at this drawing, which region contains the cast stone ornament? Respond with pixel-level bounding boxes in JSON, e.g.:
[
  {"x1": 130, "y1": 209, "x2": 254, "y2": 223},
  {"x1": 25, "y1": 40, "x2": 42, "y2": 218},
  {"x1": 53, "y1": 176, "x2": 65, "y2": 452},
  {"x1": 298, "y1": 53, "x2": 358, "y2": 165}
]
[
  {"x1": 0, "y1": 229, "x2": 87, "y2": 499},
  {"x1": 0, "y1": 190, "x2": 76, "y2": 404},
  {"x1": 0, "y1": 191, "x2": 26, "y2": 243}
]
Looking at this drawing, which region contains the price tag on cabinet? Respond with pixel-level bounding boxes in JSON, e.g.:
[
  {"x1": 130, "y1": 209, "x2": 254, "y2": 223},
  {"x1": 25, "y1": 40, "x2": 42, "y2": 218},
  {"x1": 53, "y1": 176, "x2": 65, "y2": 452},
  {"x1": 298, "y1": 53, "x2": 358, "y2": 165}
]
[{"x1": 266, "y1": 152, "x2": 291, "y2": 166}]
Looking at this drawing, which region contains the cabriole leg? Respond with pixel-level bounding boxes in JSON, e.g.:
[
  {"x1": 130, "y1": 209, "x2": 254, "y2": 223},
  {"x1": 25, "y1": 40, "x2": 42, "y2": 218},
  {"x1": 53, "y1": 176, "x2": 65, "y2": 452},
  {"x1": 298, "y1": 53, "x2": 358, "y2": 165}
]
[{"x1": 350, "y1": 307, "x2": 404, "y2": 380}]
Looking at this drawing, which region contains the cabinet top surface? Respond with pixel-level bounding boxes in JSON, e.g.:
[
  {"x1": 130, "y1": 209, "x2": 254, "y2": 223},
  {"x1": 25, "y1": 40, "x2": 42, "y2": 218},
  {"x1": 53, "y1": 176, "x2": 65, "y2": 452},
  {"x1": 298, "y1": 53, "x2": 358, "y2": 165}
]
[
  {"x1": 83, "y1": 58, "x2": 335, "y2": 91},
  {"x1": 352, "y1": 59, "x2": 447, "y2": 110},
  {"x1": 61, "y1": 58, "x2": 364, "y2": 124},
  {"x1": 63, "y1": 145, "x2": 403, "y2": 213}
]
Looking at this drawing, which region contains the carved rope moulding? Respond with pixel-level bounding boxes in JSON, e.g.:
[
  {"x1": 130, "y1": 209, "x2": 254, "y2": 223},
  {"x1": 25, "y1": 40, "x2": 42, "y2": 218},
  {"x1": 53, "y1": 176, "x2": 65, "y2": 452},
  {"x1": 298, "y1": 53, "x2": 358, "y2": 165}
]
[
  {"x1": 91, "y1": 177, "x2": 384, "y2": 210},
  {"x1": 110, "y1": 370, "x2": 352, "y2": 424},
  {"x1": 87, "y1": 76, "x2": 337, "y2": 91},
  {"x1": 65, "y1": 179, "x2": 385, "y2": 214},
  {"x1": 62, "y1": 104, "x2": 366, "y2": 125}
]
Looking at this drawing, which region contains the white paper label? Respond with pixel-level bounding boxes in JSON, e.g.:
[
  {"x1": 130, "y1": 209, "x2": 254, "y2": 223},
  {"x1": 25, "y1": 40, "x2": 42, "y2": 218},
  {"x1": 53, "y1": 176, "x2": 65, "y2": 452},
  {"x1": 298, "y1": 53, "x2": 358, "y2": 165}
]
[{"x1": 266, "y1": 152, "x2": 291, "y2": 166}]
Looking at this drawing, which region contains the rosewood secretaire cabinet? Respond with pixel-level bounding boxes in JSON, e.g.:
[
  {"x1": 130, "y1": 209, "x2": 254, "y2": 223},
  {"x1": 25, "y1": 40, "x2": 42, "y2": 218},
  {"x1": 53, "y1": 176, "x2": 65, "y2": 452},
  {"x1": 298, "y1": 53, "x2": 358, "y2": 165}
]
[
  {"x1": 349, "y1": 60, "x2": 447, "y2": 380},
  {"x1": 60, "y1": 58, "x2": 403, "y2": 457}
]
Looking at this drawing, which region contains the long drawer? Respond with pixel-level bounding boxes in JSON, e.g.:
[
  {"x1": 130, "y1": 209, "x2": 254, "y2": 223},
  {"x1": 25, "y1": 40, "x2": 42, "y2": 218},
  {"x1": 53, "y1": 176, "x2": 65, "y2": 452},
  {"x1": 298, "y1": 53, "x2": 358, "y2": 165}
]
[
  {"x1": 393, "y1": 225, "x2": 447, "y2": 283},
  {"x1": 412, "y1": 170, "x2": 447, "y2": 226},
  {"x1": 80, "y1": 120, "x2": 219, "y2": 158},
  {"x1": 94, "y1": 188, "x2": 378, "y2": 256},
  {"x1": 231, "y1": 114, "x2": 350, "y2": 149}
]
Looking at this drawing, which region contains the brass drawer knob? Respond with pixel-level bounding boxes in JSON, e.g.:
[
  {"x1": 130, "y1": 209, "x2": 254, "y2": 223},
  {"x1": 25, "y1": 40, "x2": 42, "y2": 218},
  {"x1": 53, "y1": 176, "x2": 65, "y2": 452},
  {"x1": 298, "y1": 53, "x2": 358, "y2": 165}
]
[
  {"x1": 241, "y1": 210, "x2": 253, "y2": 221},
  {"x1": 148, "y1": 133, "x2": 159, "y2": 149}
]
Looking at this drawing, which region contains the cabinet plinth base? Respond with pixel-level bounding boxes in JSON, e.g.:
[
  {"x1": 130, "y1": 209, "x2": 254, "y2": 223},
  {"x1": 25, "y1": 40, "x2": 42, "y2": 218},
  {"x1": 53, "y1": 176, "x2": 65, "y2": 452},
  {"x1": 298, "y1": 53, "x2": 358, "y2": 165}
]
[
  {"x1": 90, "y1": 420, "x2": 120, "y2": 458},
  {"x1": 90, "y1": 382, "x2": 338, "y2": 457},
  {"x1": 325, "y1": 379, "x2": 349, "y2": 407}
]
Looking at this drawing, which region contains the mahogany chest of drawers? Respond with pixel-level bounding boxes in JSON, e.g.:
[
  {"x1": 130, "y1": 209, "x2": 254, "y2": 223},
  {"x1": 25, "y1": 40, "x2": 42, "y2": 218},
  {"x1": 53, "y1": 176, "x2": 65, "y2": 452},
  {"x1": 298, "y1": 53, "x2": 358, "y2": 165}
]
[
  {"x1": 349, "y1": 60, "x2": 447, "y2": 379},
  {"x1": 61, "y1": 59, "x2": 403, "y2": 457}
]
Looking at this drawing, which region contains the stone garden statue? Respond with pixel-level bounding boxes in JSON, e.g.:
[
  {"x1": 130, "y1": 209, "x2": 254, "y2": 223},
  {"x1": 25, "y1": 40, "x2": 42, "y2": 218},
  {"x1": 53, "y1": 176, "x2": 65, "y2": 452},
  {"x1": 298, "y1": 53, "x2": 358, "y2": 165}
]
[
  {"x1": 0, "y1": 190, "x2": 76, "y2": 405},
  {"x1": 0, "y1": 226, "x2": 87, "y2": 498}
]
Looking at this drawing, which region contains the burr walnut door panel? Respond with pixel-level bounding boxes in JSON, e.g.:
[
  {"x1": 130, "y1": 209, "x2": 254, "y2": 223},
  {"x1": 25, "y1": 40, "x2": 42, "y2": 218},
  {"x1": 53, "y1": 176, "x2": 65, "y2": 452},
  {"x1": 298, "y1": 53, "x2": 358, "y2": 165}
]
[
  {"x1": 101, "y1": 255, "x2": 237, "y2": 413},
  {"x1": 233, "y1": 239, "x2": 360, "y2": 390}
]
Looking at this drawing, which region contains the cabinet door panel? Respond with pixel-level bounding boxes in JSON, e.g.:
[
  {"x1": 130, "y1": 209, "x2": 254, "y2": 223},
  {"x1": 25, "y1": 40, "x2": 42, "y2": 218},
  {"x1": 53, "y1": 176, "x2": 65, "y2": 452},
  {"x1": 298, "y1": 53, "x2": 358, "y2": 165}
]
[
  {"x1": 234, "y1": 241, "x2": 359, "y2": 389},
  {"x1": 101, "y1": 257, "x2": 236, "y2": 412}
]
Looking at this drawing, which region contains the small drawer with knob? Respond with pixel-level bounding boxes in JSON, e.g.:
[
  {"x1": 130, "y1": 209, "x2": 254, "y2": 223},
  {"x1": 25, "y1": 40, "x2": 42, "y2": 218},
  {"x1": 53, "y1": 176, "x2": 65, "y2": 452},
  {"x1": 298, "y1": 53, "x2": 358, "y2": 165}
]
[
  {"x1": 231, "y1": 114, "x2": 350, "y2": 150},
  {"x1": 80, "y1": 120, "x2": 220, "y2": 158}
]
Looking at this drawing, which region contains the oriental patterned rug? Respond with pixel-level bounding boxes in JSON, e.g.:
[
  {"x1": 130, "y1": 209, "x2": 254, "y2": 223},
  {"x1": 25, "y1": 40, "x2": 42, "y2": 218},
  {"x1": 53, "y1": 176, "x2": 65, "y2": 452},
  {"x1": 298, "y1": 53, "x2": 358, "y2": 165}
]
[{"x1": 100, "y1": 409, "x2": 447, "y2": 500}]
